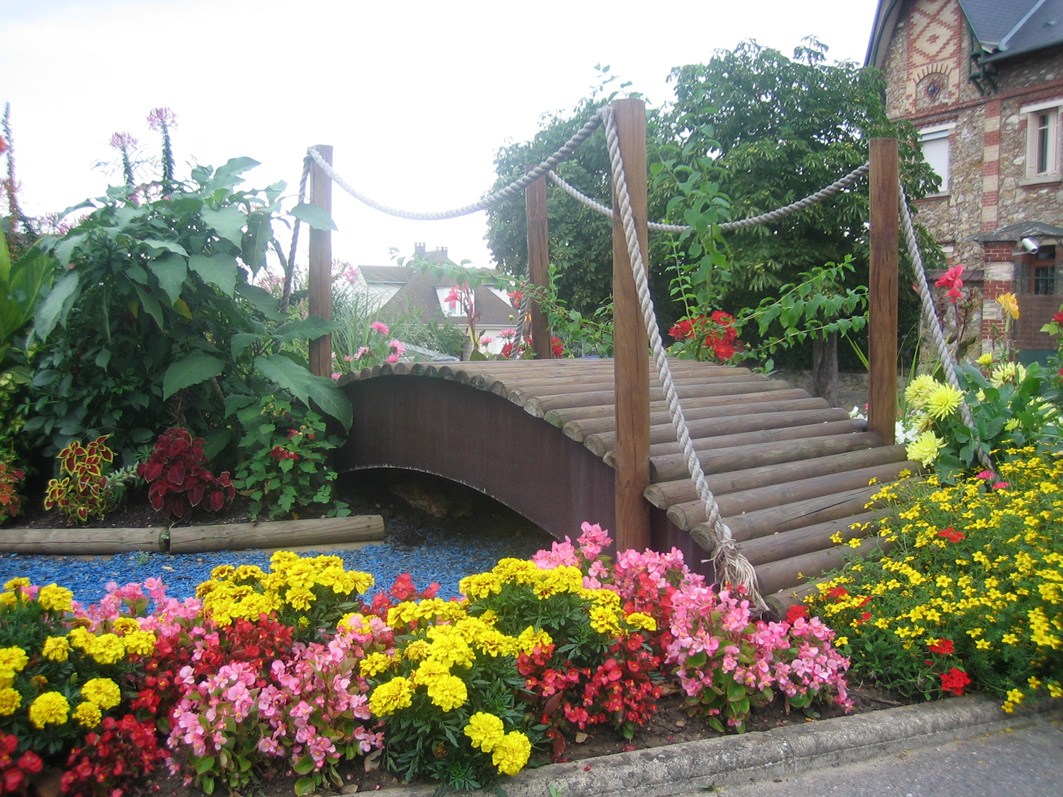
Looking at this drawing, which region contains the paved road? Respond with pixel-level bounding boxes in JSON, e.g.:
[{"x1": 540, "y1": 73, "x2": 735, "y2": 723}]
[{"x1": 694, "y1": 713, "x2": 1063, "y2": 797}]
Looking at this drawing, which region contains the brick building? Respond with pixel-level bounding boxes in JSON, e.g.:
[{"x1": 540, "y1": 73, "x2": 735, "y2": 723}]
[{"x1": 867, "y1": 0, "x2": 1063, "y2": 360}]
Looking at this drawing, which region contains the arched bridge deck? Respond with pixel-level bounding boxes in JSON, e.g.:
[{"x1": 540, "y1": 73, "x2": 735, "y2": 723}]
[{"x1": 335, "y1": 358, "x2": 915, "y2": 606}]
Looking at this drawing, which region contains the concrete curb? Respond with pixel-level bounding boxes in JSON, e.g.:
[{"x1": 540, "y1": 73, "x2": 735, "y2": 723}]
[{"x1": 373, "y1": 696, "x2": 1062, "y2": 797}]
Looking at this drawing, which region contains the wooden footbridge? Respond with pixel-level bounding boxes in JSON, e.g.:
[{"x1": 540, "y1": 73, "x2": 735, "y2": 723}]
[
  {"x1": 334, "y1": 358, "x2": 914, "y2": 609},
  {"x1": 308, "y1": 100, "x2": 914, "y2": 610}
]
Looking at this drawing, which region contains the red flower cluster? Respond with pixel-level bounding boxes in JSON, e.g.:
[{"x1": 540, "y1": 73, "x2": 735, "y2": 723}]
[
  {"x1": 0, "y1": 731, "x2": 43, "y2": 795},
  {"x1": 937, "y1": 527, "x2": 965, "y2": 543},
  {"x1": 61, "y1": 715, "x2": 164, "y2": 797},
  {"x1": 928, "y1": 638, "x2": 955, "y2": 655},
  {"x1": 138, "y1": 427, "x2": 235, "y2": 519},
  {"x1": 669, "y1": 311, "x2": 740, "y2": 362},
  {"x1": 935, "y1": 264, "x2": 965, "y2": 302},
  {"x1": 518, "y1": 635, "x2": 662, "y2": 759},
  {"x1": 940, "y1": 667, "x2": 972, "y2": 696},
  {"x1": 269, "y1": 445, "x2": 299, "y2": 461}
]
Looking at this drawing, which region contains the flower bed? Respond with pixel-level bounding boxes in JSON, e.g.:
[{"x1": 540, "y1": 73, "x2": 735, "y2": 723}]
[{"x1": 0, "y1": 524, "x2": 852, "y2": 796}]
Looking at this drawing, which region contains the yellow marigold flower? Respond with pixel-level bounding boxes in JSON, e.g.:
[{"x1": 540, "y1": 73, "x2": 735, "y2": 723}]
[
  {"x1": 210, "y1": 564, "x2": 235, "y2": 579},
  {"x1": 996, "y1": 292, "x2": 1019, "y2": 320},
  {"x1": 516, "y1": 627, "x2": 553, "y2": 655},
  {"x1": 359, "y1": 652, "x2": 394, "y2": 678},
  {"x1": 589, "y1": 604, "x2": 622, "y2": 636},
  {"x1": 464, "y1": 712, "x2": 505, "y2": 752},
  {"x1": 625, "y1": 612, "x2": 657, "y2": 632},
  {"x1": 906, "y1": 431, "x2": 946, "y2": 467},
  {"x1": 491, "y1": 731, "x2": 532, "y2": 776},
  {"x1": 29, "y1": 691, "x2": 70, "y2": 729},
  {"x1": 0, "y1": 647, "x2": 28, "y2": 675},
  {"x1": 338, "y1": 612, "x2": 371, "y2": 633},
  {"x1": 403, "y1": 640, "x2": 431, "y2": 662},
  {"x1": 368, "y1": 676, "x2": 414, "y2": 717},
  {"x1": 460, "y1": 572, "x2": 502, "y2": 600},
  {"x1": 88, "y1": 633, "x2": 125, "y2": 666},
  {"x1": 73, "y1": 701, "x2": 102, "y2": 728},
  {"x1": 426, "y1": 673, "x2": 467, "y2": 712},
  {"x1": 37, "y1": 584, "x2": 74, "y2": 613},
  {"x1": 81, "y1": 677, "x2": 121, "y2": 709},
  {"x1": 413, "y1": 658, "x2": 451, "y2": 687},
  {"x1": 121, "y1": 630, "x2": 157, "y2": 657},
  {"x1": 0, "y1": 687, "x2": 21, "y2": 716},
  {"x1": 925, "y1": 384, "x2": 963, "y2": 420}
]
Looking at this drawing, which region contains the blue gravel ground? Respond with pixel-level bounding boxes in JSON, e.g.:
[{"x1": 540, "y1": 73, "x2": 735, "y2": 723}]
[{"x1": 0, "y1": 524, "x2": 553, "y2": 608}]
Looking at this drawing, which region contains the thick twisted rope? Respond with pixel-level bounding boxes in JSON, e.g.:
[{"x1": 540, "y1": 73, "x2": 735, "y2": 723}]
[
  {"x1": 548, "y1": 162, "x2": 871, "y2": 233},
  {"x1": 306, "y1": 114, "x2": 602, "y2": 221},
  {"x1": 600, "y1": 106, "x2": 766, "y2": 611},
  {"x1": 899, "y1": 184, "x2": 993, "y2": 472}
]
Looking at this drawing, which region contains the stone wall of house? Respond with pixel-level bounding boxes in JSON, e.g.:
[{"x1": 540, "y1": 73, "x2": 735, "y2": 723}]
[{"x1": 880, "y1": 0, "x2": 1063, "y2": 357}]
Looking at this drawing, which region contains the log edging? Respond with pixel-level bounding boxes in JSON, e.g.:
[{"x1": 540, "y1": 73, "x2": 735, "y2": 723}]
[{"x1": 0, "y1": 515, "x2": 386, "y2": 556}]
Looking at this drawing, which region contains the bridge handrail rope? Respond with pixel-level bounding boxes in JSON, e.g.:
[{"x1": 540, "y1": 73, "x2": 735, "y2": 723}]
[
  {"x1": 899, "y1": 183, "x2": 993, "y2": 472},
  {"x1": 600, "y1": 105, "x2": 767, "y2": 612},
  {"x1": 548, "y1": 162, "x2": 872, "y2": 233},
  {"x1": 305, "y1": 113, "x2": 603, "y2": 221}
]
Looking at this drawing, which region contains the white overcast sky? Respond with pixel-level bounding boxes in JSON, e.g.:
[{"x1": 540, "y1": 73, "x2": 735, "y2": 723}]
[{"x1": 1, "y1": 0, "x2": 878, "y2": 272}]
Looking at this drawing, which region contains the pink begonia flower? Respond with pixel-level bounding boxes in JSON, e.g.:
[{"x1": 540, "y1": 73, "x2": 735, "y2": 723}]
[
  {"x1": 992, "y1": 481, "x2": 1010, "y2": 490},
  {"x1": 934, "y1": 263, "x2": 965, "y2": 302},
  {"x1": 976, "y1": 470, "x2": 995, "y2": 480},
  {"x1": 370, "y1": 321, "x2": 389, "y2": 335}
]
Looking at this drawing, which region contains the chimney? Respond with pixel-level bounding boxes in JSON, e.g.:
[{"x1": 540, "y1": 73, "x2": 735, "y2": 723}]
[{"x1": 414, "y1": 242, "x2": 426, "y2": 256}]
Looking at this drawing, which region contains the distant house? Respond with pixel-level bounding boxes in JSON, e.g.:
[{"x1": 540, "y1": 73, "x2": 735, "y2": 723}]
[
  {"x1": 356, "y1": 244, "x2": 518, "y2": 356},
  {"x1": 867, "y1": 0, "x2": 1063, "y2": 360}
]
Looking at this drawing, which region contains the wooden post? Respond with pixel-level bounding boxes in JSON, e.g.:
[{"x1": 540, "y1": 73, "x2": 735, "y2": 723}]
[
  {"x1": 868, "y1": 138, "x2": 899, "y2": 445},
  {"x1": 525, "y1": 167, "x2": 553, "y2": 359},
  {"x1": 610, "y1": 98, "x2": 651, "y2": 553},
  {"x1": 308, "y1": 145, "x2": 334, "y2": 377}
]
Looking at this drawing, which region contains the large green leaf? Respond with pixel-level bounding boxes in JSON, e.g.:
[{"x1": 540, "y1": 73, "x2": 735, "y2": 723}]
[
  {"x1": 201, "y1": 206, "x2": 247, "y2": 249},
  {"x1": 163, "y1": 352, "x2": 226, "y2": 399},
  {"x1": 151, "y1": 253, "x2": 188, "y2": 305},
  {"x1": 33, "y1": 271, "x2": 80, "y2": 342},
  {"x1": 206, "y1": 157, "x2": 260, "y2": 193},
  {"x1": 140, "y1": 238, "x2": 188, "y2": 257},
  {"x1": 189, "y1": 253, "x2": 239, "y2": 297},
  {"x1": 308, "y1": 374, "x2": 352, "y2": 430},
  {"x1": 53, "y1": 233, "x2": 87, "y2": 269},
  {"x1": 235, "y1": 282, "x2": 284, "y2": 321},
  {"x1": 290, "y1": 202, "x2": 337, "y2": 231},
  {"x1": 274, "y1": 315, "x2": 342, "y2": 342},
  {"x1": 133, "y1": 284, "x2": 165, "y2": 330},
  {"x1": 254, "y1": 354, "x2": 352, "y2": 429}
]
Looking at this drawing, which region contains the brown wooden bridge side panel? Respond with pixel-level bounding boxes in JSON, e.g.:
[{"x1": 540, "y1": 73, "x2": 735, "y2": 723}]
[{"x1": 334, "y1": 375, "x2": 716, "y2": 582}]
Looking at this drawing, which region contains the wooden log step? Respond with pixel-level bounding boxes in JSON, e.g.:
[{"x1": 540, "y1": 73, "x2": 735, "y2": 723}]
[
  {"x1": 690, "y1": 485, "x2": 882, "y2": 549},
  {"x1": 542, "y1": 386, "x2": 808, "y2": 428},
  {"x1": 738, "y1": 511, "x2": 881, "y2": 566},
  {"x1": 584, "y1": 407, "x2": 852, "y2": 458},
  {"x1": 650, "y1": 430, "x2": 883, "y2": 482},
  {"x1": 0, "y1": 527, "x2": 167, "y2": 555},
  {"x1": 511, "y1": 372, "x2": 775, "y2": 414},
  {"x1": 564, "y1": 397, "x2": 829, "y2": 442},
  {"x1": 754, "y1": 537, "x2": 886, "y2": 596},
  {"x1": 637, "y1": 419, "x2": 868, "y2": 463},
  {"x1": 169, "y1": 515, "x2": 386, "y2": 553},
  {"x1": 670, "y1": 460, "x2": 909, "y2": 531},
  {"x1": 763, "y1": 575, "x2": 837, "y2": 616},
  {"x1": 645, "y1": 446, "x2": 908, "y2": 508}
]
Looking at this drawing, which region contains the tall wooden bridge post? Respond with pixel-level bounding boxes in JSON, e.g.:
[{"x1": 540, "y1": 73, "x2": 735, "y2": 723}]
[
  {"x1": 525, "y1": 167, "x2": 553, "y2": 359},
  {"x1": 308, "y1": 144, "x2": 334, "y2": 377},
  {"x1": 868, "y1": 138, "x2": 899, "y2": 444},
  {"x1": 610, "y1": 98, "x2": 651, "y2": 552}
]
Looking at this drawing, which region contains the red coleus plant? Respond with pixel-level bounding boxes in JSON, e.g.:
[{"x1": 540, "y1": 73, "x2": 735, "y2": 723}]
[{"x1": 137, "y1": 428, "x2": 235, "y2": 520}]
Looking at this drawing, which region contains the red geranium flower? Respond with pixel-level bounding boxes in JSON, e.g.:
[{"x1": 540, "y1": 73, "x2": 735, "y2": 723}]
[
  {"x1": 937, "y1": 527, "x2": 965, "y2": 543},
  {"x1": 928, "y1": 638, "x2": 955, "y2": 655},
  {"x1": 826, "y1": 586, "x2": 849, "y2": 599},
  {"x1": 935, "y1": 264, "x2": 965, "y2": 302},
  {"x1": 785, "y1": 604, "x2": 808, "y2": 623},
  {"x1": 1052, "y1": 311, "x2": 1063, "y2": 324},
  {"x1": 940, "y1": 667, "x2": 972, "y2": 696}
]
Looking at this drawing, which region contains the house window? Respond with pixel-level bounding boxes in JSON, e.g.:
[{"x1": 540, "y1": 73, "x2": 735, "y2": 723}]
[
  {"x1": 919, "y1": 124, "x2": 952, "y2": 194},
  {"x1": 1021, "y1": 99, "x2": 1062, "y2": 181},
  {"x1": 1033, "y1": 246, "x2": 1057, "y2": 295}
]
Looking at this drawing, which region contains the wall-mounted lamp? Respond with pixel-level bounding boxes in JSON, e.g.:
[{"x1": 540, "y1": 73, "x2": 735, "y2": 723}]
[{"x1": 1020, "y1": 237, "x2": 1040, "y2": 253}]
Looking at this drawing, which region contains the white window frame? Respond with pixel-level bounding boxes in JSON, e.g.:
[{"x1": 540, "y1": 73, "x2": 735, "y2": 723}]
[
  {"x1": 1021, "y1": 98, "x2": 1062, "y2": 182},
  {"x1": 919, "y1": 123, "x2": 954, "y2": 195}
]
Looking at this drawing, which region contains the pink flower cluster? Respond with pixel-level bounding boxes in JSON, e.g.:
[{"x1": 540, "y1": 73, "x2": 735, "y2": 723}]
[{"x1": 533, "y1": 522, "x2": 853, "y2": 728}]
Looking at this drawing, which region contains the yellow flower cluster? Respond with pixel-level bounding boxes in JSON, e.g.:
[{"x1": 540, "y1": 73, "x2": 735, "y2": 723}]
[
  {"x1": 197, "y1": 551, "x2": 375, "y2": 626},
  {"x1": 811, "y1": 448, "x2": 1063, "y2": 706}
]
